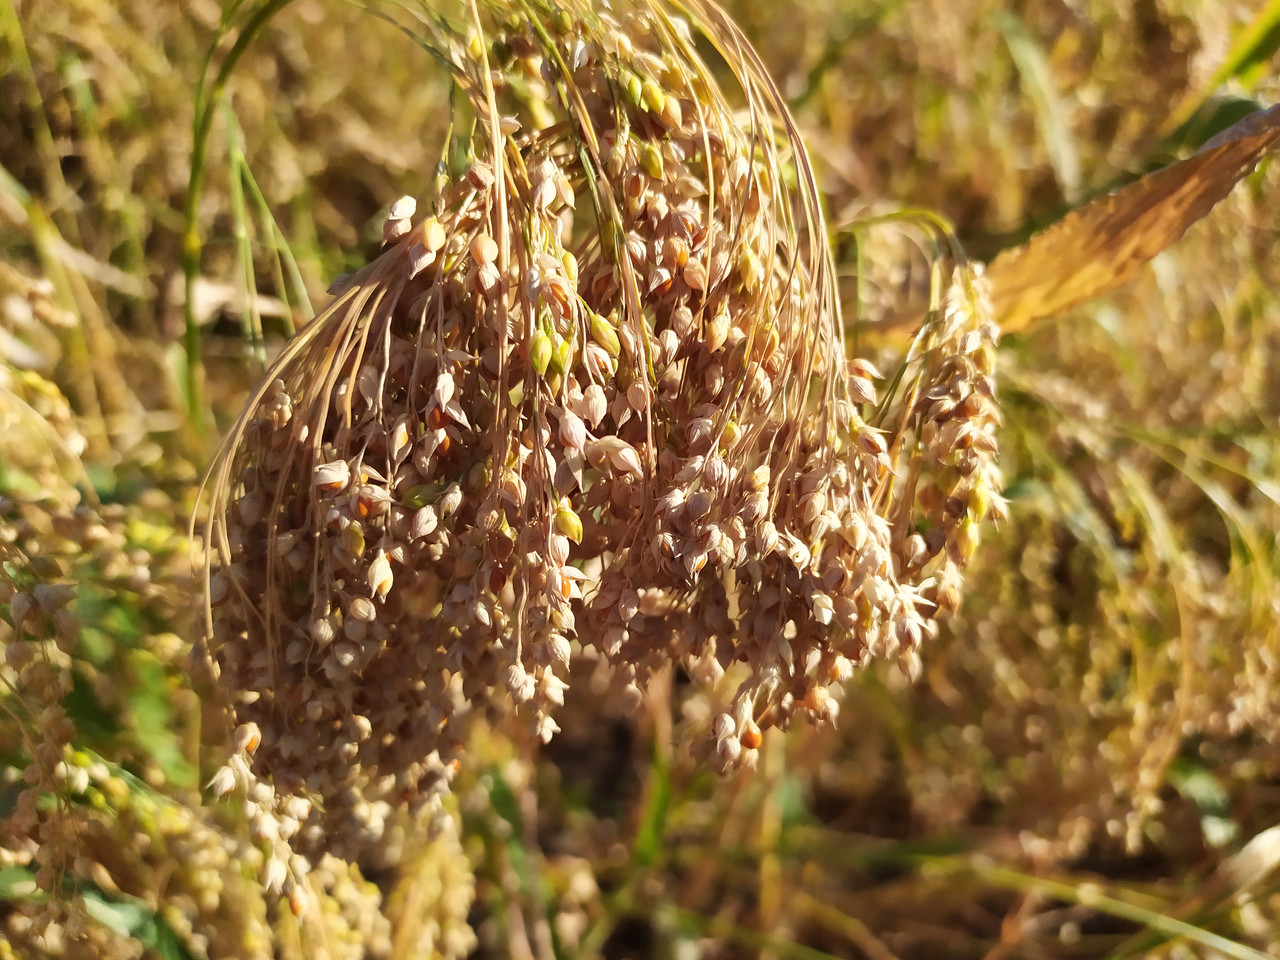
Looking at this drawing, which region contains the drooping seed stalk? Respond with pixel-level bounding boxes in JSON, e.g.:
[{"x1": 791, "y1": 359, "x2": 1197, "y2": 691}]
[{"x1": 199, "y1": 0, "x2": 1003, "y2": 892}]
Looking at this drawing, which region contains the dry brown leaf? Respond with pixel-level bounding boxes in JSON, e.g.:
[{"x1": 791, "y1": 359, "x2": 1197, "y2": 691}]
[{"x1": 988, "y1": 103, "x2": 1280, "y2": 332}]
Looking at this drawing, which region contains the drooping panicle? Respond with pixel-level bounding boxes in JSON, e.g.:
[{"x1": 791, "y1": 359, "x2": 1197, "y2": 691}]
[{"x1": 199, "y1": 0, "x2": 1001, "y2": 882}]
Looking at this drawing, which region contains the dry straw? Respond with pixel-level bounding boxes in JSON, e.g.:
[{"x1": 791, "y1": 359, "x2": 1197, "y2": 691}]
[{"x1": 199, "y1": 0, "x2": 1002, "y2": 890}]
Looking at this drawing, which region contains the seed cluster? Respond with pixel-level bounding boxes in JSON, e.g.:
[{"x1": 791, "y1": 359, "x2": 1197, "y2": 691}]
[
  {"x1": 0, "y1": 427, "x2": 249, "y2": 953},
  {"x1": 202, "y1": 0, "x2": 1002, "y2": 878}
]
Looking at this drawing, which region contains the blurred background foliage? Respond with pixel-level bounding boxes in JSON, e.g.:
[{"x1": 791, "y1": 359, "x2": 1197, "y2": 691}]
[{"x1": 4, "y1": 0, "x2": 1280, "y2": 957}]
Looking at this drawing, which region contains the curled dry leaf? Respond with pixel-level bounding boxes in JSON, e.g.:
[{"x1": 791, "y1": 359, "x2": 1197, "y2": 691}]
[{"x1": 988, "y1": 103, "x2": 1280, "y2": 332}]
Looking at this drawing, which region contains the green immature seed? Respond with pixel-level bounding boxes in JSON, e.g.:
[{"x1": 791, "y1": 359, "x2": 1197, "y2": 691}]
[
  {"x1": 590, "y1": 312, "x2": 621, "y2": 357},
  {"x1": 341, "y1": 522, "x2": 366, "y2": 559},
  {"x1": 721, "y1": 420, "x2": 740, "y2": 450},
  {"x1": 531, "y1": 330, "x2": 553, "y2": 375},
  {"x1": 641, "y1": 142, "x2": 664, "y2": 180},
  {"x1": 641, "y1": 78, "x2": 665, "y2": 114},
  {"x1": 561, "y1": 251, "x2": 579, "y2": 286},
  {"x1": 954, "y1": 515, "x2": 979, "y2": 565},
  {"x1": 549, "y1": 336, "x2": 574, "y2": 376},
  {"x1": 554, "y1": 506, "x2": 584, "y2": 544},
  {"x1": 969, "y1": 480, "x2": 990, "y2": 523},
  {"x1": 974, "y1": 340, "x2": 996, "y2": 375},
  {"x1": 623, "y1": 71, "x2": 643, "y2": 108},
  {"x1": 402, "y1": 484, "x2": 441, "y2": 509},
  {"x1": 739, "y1": 249, "x2": 762, "y2": 291}
]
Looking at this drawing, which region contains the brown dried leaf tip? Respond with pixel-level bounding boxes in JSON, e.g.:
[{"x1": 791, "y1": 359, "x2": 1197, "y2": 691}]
[
  {"x1": 989, "y1": 102, "x2": 1280, "y2": 332},
  {"x1": 199, "y1": 0, "x2": 1002, "y2": 868}
]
